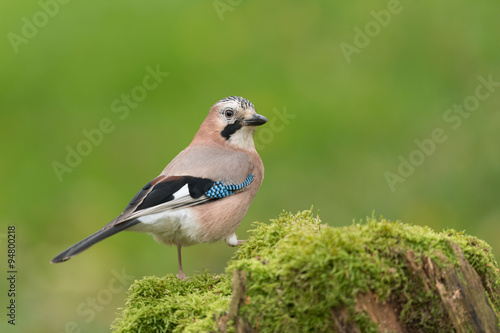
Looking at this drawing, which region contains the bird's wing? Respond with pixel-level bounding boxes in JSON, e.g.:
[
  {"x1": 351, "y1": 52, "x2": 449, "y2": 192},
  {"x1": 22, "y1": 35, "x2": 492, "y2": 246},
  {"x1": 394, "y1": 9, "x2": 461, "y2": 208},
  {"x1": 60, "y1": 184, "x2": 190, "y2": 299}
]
[
  {"x1": 107, "y1": 173, "x2": 254, "y2": 227},
  {"x1": 106, "y1": 176, "x2": 207, "y2": 227}
]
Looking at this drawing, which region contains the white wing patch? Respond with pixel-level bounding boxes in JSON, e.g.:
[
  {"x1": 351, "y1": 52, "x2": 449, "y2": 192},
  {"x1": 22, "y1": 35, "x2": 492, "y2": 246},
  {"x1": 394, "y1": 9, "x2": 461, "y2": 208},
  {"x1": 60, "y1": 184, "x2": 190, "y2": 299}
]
[{"x1": 128, "y1": 184, "x2": 210, "y2": 221}]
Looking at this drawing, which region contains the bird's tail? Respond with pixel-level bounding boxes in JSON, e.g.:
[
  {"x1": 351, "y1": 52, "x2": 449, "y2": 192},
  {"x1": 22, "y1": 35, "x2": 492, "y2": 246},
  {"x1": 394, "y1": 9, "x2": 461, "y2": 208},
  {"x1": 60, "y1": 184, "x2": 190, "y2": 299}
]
[{"x1": 50, "y1": 219, "x2": 139, "y2": 264}]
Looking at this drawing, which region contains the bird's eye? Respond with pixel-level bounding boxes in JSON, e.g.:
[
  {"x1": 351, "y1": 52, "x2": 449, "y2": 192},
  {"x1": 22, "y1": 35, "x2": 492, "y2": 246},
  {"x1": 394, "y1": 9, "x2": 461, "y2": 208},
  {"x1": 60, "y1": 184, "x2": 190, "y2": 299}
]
[{"x1": 224, "y1": 109, "x2": 234, "y2": 119}]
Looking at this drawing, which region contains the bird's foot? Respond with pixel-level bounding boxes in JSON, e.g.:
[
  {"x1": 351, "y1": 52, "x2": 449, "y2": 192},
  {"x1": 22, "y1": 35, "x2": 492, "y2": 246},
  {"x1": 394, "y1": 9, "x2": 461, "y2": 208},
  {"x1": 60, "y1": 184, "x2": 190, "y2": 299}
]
[{"x1": 177, "y1": 271, "x2": 187, "y2": 280}]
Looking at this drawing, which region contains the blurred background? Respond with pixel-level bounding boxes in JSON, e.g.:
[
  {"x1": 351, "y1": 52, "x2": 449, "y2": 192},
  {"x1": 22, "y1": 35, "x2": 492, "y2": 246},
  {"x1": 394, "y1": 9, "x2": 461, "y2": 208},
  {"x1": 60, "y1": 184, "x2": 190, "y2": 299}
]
[{"x1": 1, "y1": 0, "x2": 499, "y2": 332}]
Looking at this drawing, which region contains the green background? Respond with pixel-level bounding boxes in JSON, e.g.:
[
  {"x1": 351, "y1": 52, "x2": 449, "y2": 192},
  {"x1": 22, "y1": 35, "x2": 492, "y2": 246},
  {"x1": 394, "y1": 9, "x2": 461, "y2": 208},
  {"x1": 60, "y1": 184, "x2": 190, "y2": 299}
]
[{"x1": 1, "y1": 0, "x2": 499, "y2": 332}]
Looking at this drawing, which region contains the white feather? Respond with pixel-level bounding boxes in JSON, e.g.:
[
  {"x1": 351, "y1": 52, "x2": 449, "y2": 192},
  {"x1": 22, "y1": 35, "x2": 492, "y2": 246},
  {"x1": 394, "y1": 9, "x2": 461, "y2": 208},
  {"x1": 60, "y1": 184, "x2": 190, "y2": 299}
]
[
  {"x1": 127, "y1": 184, "x2": 209, "y2": 220},
  {"x1": 131, "y1": 208, "x2": 202, "y2": 246},
  {"x1": 225, "y1": 233, "x2": 238, "y2": 246}
]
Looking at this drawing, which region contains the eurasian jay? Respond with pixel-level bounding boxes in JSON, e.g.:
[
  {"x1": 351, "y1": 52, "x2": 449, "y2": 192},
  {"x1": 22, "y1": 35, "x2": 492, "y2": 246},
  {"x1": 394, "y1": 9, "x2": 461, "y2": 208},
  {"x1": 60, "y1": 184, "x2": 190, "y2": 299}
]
[{"x1": 51, "y1": 96, "x2": 267, "y2": 279}]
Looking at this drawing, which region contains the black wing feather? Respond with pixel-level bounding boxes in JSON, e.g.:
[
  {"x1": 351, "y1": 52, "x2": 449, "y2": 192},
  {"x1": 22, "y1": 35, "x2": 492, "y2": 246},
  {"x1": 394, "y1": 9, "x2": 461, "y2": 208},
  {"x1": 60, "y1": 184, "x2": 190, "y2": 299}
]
[{"x1": 136, "y1": 176, "x2": 215, "y2": 211}]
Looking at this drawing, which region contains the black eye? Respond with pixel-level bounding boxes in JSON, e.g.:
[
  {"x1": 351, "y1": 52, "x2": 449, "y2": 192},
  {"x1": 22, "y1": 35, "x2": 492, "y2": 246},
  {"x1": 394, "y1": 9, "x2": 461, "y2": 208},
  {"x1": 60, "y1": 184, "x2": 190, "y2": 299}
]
[{"x1": 224, "y1": 109, "x2": 234, "y2": 119}]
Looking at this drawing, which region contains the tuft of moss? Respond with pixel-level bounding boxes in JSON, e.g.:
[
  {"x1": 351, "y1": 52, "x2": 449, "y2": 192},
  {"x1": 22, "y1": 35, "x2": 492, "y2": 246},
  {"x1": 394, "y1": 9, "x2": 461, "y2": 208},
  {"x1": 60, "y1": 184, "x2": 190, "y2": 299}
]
[
  {"x1": 112, "y1": 210, "x2": 500, "y2": 332},
  {"x1": 111, "y1": 272, "x2": 232, "y2": 333}
]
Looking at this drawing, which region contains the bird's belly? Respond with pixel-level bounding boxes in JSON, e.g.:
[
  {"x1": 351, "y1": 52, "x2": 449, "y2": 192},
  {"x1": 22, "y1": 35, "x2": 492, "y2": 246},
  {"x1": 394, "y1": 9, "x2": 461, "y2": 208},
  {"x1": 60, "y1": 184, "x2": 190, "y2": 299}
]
[{"x1": 130, "y1": 208, "x2": 202, "y2": 246}]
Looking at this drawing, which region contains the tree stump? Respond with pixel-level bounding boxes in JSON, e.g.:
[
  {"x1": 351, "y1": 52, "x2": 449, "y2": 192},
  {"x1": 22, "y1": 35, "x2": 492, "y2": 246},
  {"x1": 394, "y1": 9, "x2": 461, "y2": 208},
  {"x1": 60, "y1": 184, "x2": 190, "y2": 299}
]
[{"x1": 113, "y1": 211, "x2": 500, "y2": 333}]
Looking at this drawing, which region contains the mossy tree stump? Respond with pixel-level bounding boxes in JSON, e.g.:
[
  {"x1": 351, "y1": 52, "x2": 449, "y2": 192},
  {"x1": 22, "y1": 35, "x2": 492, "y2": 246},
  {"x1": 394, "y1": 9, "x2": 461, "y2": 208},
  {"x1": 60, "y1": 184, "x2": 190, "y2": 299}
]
[{"x1": 113, "y1": 211, "x2": 500, "y2": 332}]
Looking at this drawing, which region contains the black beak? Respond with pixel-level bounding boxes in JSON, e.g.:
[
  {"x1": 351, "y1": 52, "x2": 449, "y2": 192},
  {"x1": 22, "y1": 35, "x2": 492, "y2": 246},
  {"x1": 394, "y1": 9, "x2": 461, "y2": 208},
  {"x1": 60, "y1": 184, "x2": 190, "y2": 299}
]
[{"x1": 243, "y1": 114, "x2": 268, "y2": 126}]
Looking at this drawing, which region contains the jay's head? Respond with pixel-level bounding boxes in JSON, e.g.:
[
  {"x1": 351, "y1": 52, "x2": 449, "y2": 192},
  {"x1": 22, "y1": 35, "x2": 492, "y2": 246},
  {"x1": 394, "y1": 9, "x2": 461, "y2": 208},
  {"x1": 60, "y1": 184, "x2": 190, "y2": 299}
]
[{"x1": 196, "y1": 96, "x2": 267, "y2": 150}]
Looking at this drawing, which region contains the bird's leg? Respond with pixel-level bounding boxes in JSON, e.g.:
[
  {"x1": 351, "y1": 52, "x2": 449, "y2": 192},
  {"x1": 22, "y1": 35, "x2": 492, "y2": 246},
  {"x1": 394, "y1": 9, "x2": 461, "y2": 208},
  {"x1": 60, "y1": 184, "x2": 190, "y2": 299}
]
[
  {"x1": 236, "y1": 240, "x2": 245, "y2": 246},
  {"x1": 176, "y1": 244, "x2": 186, "y2": 280}
]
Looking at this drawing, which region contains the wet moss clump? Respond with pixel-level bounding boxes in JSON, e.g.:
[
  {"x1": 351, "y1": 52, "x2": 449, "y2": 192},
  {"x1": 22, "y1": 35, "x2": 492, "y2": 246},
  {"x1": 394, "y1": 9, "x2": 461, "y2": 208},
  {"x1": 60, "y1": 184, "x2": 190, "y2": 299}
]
[{"x1": 112, "y1": 210, "x2": 500, "y2": 332}]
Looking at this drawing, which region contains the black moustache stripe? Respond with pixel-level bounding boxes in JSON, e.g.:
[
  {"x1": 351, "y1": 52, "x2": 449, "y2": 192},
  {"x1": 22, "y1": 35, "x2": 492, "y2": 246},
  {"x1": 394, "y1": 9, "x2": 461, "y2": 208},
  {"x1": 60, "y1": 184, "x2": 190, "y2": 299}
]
[{"x1": 221, "y1": 121, "x2": 243, "y2": 140}]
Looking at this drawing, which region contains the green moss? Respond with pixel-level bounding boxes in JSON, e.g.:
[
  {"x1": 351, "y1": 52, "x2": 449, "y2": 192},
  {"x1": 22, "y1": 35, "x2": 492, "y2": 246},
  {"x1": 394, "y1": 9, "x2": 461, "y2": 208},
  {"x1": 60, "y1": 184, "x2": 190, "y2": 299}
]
[
  {"x1": 112, "y1": 210, "x2": 500, "y2": 332},
  {"x1": 112, "y1": 272, "x2": 232, "y2": 333}
]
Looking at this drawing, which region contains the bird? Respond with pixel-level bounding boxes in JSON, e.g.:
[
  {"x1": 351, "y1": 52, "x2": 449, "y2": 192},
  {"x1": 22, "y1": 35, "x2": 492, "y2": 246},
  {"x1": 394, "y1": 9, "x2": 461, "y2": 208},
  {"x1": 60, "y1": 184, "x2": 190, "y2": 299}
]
[{"x1": 51, "y1": 96, "x2": 267, "y2": 279}]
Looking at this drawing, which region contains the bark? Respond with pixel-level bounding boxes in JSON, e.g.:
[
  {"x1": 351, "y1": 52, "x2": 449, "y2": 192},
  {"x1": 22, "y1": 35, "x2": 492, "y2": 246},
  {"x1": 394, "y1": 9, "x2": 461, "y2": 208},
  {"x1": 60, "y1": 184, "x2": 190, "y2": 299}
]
[{"x1": 219, "y1": 242, "x2": 499, "y2": 333}]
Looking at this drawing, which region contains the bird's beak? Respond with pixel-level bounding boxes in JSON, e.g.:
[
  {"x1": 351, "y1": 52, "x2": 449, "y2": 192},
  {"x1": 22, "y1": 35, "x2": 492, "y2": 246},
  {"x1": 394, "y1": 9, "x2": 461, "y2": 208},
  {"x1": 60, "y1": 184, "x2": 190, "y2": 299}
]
[{"x1": 242, "y1": 114, "x2": 268, "y2": 126}]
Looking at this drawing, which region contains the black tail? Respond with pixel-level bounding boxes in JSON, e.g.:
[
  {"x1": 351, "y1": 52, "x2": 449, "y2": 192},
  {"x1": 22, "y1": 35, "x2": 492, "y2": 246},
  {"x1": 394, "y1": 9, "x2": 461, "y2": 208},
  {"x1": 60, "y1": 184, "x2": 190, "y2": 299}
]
[{"x1": 50, "y1": 219, "x2": 139, "y2": 263}]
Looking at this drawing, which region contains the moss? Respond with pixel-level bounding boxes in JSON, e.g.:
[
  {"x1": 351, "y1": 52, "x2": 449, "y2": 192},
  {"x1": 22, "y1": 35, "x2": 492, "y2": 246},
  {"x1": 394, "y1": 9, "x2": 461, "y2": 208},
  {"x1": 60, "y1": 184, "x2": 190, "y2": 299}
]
[
  {"x1": 112, "y1": 272, "x2": 232, "y2": 333},
  {"x1": 112, "y1": 210, "x2": 500, "y2": 332}
]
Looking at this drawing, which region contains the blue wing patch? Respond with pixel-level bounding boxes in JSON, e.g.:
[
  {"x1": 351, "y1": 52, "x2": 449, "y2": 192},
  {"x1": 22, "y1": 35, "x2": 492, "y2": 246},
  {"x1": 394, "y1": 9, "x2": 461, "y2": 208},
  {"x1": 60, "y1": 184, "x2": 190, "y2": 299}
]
[{"x1": 205, "y1": 174, "x2": 254, "y2": 199}]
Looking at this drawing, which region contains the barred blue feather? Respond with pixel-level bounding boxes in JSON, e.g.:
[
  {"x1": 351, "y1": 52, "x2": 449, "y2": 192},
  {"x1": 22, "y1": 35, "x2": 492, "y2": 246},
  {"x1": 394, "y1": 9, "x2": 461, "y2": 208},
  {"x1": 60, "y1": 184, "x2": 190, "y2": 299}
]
[{"x1": 205, "y1": 174, "x2": 254, "y2": 199}]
